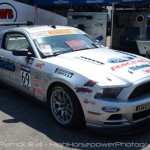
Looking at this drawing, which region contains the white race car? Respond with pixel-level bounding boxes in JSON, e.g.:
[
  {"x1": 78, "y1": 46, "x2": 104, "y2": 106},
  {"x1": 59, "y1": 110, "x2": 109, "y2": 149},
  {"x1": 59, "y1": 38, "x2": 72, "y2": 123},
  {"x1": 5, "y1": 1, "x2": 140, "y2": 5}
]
[{"x1": 0, "y1": 24, "x2": 150, "y2": 129}]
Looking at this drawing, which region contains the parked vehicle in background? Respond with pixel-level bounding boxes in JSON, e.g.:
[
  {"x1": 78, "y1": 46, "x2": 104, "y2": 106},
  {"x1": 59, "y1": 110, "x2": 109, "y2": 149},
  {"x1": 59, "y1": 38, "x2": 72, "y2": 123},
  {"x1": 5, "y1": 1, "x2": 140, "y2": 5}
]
[{"x1": 147, "y1": 15, "x2": 150, "y2": 39}]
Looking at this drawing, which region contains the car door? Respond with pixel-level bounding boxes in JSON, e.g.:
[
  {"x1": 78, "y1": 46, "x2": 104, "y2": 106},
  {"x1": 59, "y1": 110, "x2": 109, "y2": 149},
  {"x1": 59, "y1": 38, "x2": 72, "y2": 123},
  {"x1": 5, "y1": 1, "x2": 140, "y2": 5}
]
[{"x1": 0, "y1": 31, "x2": 36, "y2": 95}]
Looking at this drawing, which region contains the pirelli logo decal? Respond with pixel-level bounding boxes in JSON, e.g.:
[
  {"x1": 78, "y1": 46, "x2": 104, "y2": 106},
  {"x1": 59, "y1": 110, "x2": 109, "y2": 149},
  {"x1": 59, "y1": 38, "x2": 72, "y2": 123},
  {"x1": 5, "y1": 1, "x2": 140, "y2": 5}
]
[
  {"x1": 55, "y1": 68, "x2": 74, "y2": 78},
  {"x1": 136, "y1": 103, "x2": 150, "y2": 111}
]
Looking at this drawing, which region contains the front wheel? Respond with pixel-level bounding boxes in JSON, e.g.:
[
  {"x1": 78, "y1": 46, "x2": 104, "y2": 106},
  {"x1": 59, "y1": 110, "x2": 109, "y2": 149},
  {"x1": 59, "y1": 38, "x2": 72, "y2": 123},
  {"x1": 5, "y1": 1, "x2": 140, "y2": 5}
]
[{"x1": 48, "y1": 84, "x2": 85, "y2": 128}]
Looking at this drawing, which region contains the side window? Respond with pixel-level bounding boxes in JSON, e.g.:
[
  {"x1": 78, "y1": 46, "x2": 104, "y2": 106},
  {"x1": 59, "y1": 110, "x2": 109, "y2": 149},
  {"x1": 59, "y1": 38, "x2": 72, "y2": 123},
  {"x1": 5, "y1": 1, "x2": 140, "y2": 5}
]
[{"x1": 2, "y1": 33, "x2": 35, "y2": 57}]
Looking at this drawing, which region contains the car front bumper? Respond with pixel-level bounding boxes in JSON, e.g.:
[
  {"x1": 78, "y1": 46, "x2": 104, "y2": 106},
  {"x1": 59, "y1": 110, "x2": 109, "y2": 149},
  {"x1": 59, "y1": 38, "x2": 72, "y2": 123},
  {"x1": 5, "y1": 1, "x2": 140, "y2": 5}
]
[{"x1": 84, "y1": 94, "x2": 150, "y2": 129}]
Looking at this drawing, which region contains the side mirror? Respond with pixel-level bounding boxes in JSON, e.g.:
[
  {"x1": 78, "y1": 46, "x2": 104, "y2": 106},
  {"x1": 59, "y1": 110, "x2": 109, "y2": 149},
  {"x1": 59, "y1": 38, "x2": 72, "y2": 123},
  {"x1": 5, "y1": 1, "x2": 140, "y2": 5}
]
[{"x1": 12, "y1": 49, "x2": 28, "y2": 56}]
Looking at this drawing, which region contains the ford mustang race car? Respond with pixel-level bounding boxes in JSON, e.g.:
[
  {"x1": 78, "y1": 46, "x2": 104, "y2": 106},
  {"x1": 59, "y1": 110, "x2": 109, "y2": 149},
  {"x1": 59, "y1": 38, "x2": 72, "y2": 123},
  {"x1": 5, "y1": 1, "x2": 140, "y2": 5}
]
[{"x1": 0, "y1": 24, "x2": 150, "y2": 129}]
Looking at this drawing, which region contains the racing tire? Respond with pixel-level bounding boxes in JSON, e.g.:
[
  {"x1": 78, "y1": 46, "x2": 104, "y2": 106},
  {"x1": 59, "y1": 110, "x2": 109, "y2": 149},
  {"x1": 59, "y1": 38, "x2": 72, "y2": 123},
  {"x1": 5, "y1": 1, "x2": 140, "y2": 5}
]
[{"x1": 48, "y1": 84, "x2": 85, "y2": 128}]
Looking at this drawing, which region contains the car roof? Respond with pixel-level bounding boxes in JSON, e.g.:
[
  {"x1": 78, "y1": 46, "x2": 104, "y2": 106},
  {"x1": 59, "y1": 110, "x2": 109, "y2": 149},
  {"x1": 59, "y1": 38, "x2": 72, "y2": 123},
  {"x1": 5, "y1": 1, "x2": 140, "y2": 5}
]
[{"x1": 3, "y1": 25, "x2": 77, "y2": 34}]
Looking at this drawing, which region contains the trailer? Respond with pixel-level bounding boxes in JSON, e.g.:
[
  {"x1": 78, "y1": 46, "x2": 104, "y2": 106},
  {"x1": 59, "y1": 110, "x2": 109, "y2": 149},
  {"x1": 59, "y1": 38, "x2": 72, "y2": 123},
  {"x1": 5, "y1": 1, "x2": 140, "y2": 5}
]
[{"x1": 0, "y1": 0, "x2": 67, "y2": 31}]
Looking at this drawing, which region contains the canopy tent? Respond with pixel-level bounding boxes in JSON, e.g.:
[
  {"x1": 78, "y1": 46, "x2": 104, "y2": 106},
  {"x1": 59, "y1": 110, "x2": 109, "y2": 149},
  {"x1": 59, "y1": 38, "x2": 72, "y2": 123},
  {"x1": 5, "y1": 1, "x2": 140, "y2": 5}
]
[
  {"x1": 34, "y1": 0, "x2": 108, "y2": 5},
  {"x1": 34, "y1": 0, "x2": 150, "y2": 6}
]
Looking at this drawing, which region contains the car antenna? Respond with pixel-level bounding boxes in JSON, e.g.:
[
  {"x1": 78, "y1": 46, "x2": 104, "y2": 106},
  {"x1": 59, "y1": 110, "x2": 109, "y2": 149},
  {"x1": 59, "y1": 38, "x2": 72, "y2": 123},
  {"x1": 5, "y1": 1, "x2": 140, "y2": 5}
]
[{"x1": 51, "y1": 25, "x2": 56, "y2": 29}]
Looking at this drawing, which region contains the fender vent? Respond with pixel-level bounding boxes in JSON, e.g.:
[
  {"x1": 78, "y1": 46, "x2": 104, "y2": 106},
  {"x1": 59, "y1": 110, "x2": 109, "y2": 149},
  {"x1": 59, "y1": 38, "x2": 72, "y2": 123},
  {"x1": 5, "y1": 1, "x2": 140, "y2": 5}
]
[{"x1": 76, "y1": 56, "x2": 104, "y2": 65}]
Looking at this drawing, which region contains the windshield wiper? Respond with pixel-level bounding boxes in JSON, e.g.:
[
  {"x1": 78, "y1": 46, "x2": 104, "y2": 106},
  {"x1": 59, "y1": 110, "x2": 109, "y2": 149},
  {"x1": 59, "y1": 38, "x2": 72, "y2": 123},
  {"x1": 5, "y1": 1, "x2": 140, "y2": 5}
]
[
  {"x1": 92, "y1": 43, "x2": 99, "y2": 48},
  {"x1": 79, "y1": 43, "x2": 98, "y2": 50},
  {"x1": 44, "y1": 53, "x2": 62, "y2": 58},
  {"x1": 44, "y1": 51, "x2": 68, "y2": 58},
  {"x1": 73, "y1": 45, "x2": 97, "y2": 51}
]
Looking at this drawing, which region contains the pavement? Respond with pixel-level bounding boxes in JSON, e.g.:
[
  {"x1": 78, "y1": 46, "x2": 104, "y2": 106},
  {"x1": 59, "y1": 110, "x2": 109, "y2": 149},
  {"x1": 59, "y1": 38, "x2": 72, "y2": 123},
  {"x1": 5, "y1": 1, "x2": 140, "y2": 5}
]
[{"x1": 0, "y1": 84, "x2": 150, "y2": 150}]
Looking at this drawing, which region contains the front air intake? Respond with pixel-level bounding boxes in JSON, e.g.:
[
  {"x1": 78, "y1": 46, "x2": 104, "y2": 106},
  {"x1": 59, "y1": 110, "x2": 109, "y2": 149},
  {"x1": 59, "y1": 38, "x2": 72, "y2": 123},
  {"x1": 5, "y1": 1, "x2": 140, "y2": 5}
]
[{"x1": 129, "y1": 82, "x2": 150, "y2": 99}]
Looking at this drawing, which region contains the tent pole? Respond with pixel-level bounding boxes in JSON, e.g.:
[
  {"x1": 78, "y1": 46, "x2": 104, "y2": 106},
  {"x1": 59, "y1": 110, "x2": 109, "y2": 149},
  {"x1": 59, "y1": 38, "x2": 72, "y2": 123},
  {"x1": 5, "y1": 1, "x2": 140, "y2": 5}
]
[{"x1": 110, "y1": 3, "x2": 115, "y2": 48}]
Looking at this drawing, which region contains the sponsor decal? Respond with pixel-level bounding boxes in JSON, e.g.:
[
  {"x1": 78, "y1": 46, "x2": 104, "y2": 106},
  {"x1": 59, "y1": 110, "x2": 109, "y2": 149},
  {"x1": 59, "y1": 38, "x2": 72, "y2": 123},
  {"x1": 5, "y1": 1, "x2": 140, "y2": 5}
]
[
  {"x1": 83, "y1": 99, "x2": 96, "y2": 105},
  {"x1": 108, "y1": 56, "x2": 134, "y2": 63},
  {"x1": 26, "y1": 58, "x2": 34, "y2": 66},
  {"x1": 21, "y1": 65, "x2": 31, "y2": 89},
  {"x1": 31, "y1": 32, "x2": 49, "y2": 39},
  {"x1": 54, "y1": 0, "x2": 69, "y2": 4},
  {"x1": 21, "y1": 65, "x2": 30, "y2": 72},
  {"x1": 34, "y1": 76, "x2": 42, "y2": 83},
  {"x1": 128, "y1": 70, "x2": 133, "y2": 74},
  {"x1": 0, "y1": 59, "x2": 15, "y2": 71},
  {"x1": 84, "y1": 80, "x2": 97, "y2": 87},
  {"x1": 102, "y1": 106, "x2": 120, "y2": 113},
  {"x1": 34, "y1": 70, "x2": 43, "y2": 76},
  {"x1": 33, "y1": 71, "x2": 43, "y2": 100},
  {"x1": 86, "y1": 0, "x2": 104, "y2": 3},
  {"x1": 129, "y1": 64, "x2": 150, "y2": 71},
  {"x1": 123, "y1": 0, "x2": 141, "y2": 2},
  {"x1": 111, "y1": 59, "x2": 148, "y2": 71},
  {"x1": 55, "y1": 68, "x2": 74, "y2": 78},
  {"x1": 34, "y1": 81, "x2": 42, "y2": 88},
  {"x1": 34, "y1": 88, "x2": 42, "y2": 95},
  {"x1": 39, "y1": 45, "x2": 53, "y2": 56},
  {"x1": 75, "y1": 87, "x2": 92, "y2": 93},
  {"x1": 75, "y1": 81, "x2": 96, "y2": 93},
  {"x1": 136, "y1": 103, "x2": 150, "y2": 111},
  {"x1": 0, "y1": 3, "x2": 17, "y2": 22},
  {"x1": 31, "y1": 29, "x2": 77, "y2": 39},
  {"x1": 0, "y1": 70, "x2": 15, "y2": 80},
  {"x1": 106, "y1": 77, "x2": 112, "y2": 81},
  {"x1": 35, "y1": 62, "x2": 45, "y2": 69},
  {"x1": 48, "y1": 29, "x2": 73, "y2": 36},
  {"x1": 34, "y1": 87, "x2": 43, "y2": 100},
  {"x1": 34, "y1": 72, "x2": 42, "y2": 88},
  {"x1": 36, "y1": 32, "x2": 49, "y2": 37},
  {"x1": 143, "y1": 68, "x2": 150, "y2": 74}
]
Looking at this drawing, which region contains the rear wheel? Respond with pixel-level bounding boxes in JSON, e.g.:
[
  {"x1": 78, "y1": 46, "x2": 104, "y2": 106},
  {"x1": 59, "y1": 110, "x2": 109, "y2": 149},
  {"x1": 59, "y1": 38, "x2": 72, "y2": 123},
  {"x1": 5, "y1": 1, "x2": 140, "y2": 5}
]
[{"x1": 48, "y1": 84, "x2": 85, "y2": 128}]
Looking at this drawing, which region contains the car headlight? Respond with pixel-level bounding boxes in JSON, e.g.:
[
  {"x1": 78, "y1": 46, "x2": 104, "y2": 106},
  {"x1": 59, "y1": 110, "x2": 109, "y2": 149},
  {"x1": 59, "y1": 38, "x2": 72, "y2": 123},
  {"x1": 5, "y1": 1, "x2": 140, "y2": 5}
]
[{"x1": 94, "y1": 88, "x2": 122, "y2": 98}]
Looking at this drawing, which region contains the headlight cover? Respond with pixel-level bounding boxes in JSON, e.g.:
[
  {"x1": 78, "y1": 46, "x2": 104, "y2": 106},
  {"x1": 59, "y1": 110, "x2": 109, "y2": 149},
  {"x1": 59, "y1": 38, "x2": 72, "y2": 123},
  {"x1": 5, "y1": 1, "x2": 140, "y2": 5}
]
[{"x1": 94, "y1": 88, "x2": 122, "y2": 98}]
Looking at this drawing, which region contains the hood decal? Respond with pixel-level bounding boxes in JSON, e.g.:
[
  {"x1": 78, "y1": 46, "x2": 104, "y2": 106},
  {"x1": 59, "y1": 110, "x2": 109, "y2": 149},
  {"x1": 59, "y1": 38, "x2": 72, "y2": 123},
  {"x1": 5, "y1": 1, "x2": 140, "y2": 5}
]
[
  {"x1": 129, "y1": 64, "x2": 150, "y2": 71},
  {"x1": 108, "y1": 56, "x2": 135, "y2": 63},
  {"x1": 143, "y1": 68, "x2": 150, "y2": 74},
  {"x1": 111, "y1": 59, "x2": 148, "y2": 71},
  {"x1": 45, "y1": 48, "x2": 150, "y2": 85},
  {"x1": 75, "y1": 56, "x2": 104, "y2": 65}
]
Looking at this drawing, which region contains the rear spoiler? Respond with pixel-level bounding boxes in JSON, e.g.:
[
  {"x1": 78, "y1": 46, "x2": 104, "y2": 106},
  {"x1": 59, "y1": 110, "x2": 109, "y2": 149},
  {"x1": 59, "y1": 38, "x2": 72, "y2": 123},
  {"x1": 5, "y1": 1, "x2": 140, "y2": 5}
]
[{"x1": 0, "y1": 21, "x2": 33, "y2": 26}]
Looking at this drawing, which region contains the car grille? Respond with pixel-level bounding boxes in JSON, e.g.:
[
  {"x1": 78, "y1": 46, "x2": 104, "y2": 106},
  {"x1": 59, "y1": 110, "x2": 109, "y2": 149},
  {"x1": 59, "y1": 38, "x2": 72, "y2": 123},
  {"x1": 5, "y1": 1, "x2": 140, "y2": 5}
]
[
  {"x1": 133, "y1": 109, "x2": 150, "y2": 121},
  {"x1": 103, "y1": 114, "x2": 128, "y2": 126},
  {"x1": 129, "y1": 82, "x2": 150, "y2": 99},
  {"x1": 107, "y1": 114, "x2": 122, "y2": 120}
]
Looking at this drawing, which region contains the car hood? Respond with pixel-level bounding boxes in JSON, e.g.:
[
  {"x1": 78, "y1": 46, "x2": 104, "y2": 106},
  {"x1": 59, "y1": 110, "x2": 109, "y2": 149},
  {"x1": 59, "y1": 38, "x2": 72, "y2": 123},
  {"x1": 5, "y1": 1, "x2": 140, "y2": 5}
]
[{"x1": 45, "y1": 48, "x2": 150, "y2": 87}]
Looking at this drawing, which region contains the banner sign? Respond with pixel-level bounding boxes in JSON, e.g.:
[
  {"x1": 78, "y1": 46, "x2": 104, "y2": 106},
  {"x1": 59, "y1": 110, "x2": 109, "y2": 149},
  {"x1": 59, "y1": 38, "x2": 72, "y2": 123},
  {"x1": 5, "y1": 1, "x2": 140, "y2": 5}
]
[
  {"x1": 110, "y1": 0, "x2": 149, "y2": 2},
  {"x1": 34, "y1": 0, "x2": 106, "y2": 5},
  {"x1": 34, "y1": 0, "x2": 150, "y2": 5},
  {"x1": 0, "y1": 2, "x2": 17, "y2": 22}
]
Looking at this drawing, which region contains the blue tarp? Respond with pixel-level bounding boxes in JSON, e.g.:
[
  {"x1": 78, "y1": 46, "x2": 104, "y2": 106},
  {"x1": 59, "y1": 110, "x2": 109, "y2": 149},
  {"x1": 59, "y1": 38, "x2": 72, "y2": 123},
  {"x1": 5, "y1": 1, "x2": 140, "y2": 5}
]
[{"x1": 34, "y1": 0, "x2": 150, "y2": 5}]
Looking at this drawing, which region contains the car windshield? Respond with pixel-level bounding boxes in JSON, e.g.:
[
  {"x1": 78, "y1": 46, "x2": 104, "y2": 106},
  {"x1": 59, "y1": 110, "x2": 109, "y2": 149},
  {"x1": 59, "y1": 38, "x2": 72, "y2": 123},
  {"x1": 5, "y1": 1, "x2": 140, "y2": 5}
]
[{"x1": 33, "y1": 34, "x2": 98, "y2": 57}]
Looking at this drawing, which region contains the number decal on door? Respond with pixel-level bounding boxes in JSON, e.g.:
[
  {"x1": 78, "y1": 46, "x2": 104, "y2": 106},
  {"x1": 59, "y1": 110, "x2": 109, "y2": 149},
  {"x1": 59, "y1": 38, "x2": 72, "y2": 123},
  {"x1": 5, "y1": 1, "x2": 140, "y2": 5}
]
[{"x1": 21, "y1": 65, "x2": 31, "y2": 87}]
